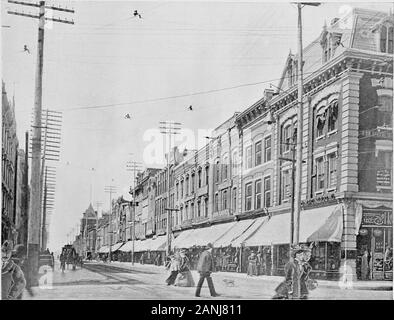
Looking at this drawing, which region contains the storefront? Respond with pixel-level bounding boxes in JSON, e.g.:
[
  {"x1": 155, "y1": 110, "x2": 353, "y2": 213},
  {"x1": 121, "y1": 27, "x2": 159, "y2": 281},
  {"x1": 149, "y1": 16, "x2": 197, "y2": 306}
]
[{"x1": 356, "y1": 206, "x2": 393, "y2": 281}]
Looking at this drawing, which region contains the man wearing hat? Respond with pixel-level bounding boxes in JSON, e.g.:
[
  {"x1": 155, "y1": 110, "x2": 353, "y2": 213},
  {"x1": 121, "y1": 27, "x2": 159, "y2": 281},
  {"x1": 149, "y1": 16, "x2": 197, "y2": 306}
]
[
  {"x1": 1, "y1": 242, "x2": 27, "y2": 300},
  {"x1": 195, "y1": 243, "x2": 220, "y2": 297}
]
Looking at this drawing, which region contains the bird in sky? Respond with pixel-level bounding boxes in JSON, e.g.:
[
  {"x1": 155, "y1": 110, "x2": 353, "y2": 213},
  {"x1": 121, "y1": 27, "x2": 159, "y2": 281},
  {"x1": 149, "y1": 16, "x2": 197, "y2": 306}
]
[
  {"x1": 133, "y1": 10, "x2": 142, "y2": 18},
  {"x1": 125, "y1": 113, "x2": 131, "y2": 119},
  {"x1": 23, "y1": 45, "x2": 30, "y2": 54},
  {"x1": 188, "y1": 105, "x2": 193, "y2": 111}
]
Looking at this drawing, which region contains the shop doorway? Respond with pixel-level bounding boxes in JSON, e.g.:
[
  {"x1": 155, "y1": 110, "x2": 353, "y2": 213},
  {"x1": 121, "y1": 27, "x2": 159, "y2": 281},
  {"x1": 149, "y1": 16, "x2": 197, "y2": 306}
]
[{"x1": 357, "y1": 227, "x2": 392, "y2": 280}]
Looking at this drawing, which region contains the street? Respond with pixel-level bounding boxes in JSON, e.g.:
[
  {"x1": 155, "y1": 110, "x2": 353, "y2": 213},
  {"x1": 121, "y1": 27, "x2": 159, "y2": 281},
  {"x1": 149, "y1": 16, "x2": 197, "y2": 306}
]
[{"x1": 24, "y1": 261, "x2": 392, "y2": 300}]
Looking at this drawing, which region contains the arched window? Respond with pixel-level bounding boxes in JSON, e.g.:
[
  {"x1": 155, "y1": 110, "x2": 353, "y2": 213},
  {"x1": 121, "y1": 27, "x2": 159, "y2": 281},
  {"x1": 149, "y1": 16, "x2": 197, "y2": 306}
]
[
  {"x1": 328, "y1": 101, "x2": 338, "y2": 132},
  {"x1": 216, "y1": 161, "x2": 220, "y2": 183},
  {"x1": 222, "y1": 190, "x2": 227, "y2": 210},
  {"x1": 316, "y1": 107, "x2": 326, "y2": 138},
  {"x1": 232, "y1": 188, "x2": 237, "y2": 213},
  {"x1": 283, "y1": 124, "x2": 292, "y2": 152},
  {"x1": 380, "y1": 25, "x2": 394, "y2": 54},
  {"x1": 214, "y1": 193, "x2": 219, "y2": 212}
]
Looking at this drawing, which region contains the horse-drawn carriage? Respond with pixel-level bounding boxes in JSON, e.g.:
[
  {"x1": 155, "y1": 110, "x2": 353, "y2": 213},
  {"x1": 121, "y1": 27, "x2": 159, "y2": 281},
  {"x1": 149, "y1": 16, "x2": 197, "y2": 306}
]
[{"x1": 61, "y1": 245, "x2": 82, "y2": 271}]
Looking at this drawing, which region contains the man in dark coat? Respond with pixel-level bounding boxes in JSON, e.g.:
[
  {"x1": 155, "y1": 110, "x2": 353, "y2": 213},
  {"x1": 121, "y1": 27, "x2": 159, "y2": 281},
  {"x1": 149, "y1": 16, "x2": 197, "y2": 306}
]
[{"x1": 195, "y1": 243, "x2": 220, "y2": 297}]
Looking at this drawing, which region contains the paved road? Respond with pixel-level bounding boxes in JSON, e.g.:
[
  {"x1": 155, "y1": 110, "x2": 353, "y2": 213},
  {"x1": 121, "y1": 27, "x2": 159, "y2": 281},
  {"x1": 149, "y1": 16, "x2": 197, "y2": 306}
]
[{"x1": 24, "y1": 261, "x2": 392, "y2": 300}]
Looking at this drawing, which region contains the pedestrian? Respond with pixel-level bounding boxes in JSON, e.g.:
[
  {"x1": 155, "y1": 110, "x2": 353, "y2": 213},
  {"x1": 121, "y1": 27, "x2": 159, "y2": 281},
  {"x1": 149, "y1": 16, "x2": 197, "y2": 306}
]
[
  {"x1": 247, "y1": 251, "x2": 258, "y2": 276},
  {"x1": 272, "y1": 245, "x2": 304, "y2": 300},
  {"x1": 256, "y1": 250, "x2": 263, "y2": 275},
  {"x1": 1, "y1": 241, "x2": 27, "y2": 300},
  {"x1": 300, "y1": 246, "x2": 317, "y2": 299},
  {"x1": 361, "y1": 249, "x2": 370, "y2": 280},
  {"x1": 165, "y1": 252, "x2": 180, "y2": 285},
  {"x1": 175, "y1": 249, "x2": 195, "y2": 287},
  {"x1": 195, "y1": 243, "x2": 220, "y2": 297}
]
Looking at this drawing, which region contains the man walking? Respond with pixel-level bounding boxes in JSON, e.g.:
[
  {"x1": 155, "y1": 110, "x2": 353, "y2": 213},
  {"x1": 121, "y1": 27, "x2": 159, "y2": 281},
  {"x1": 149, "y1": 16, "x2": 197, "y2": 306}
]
[{"x1": 195, "y1": 243, "x2": 220, "y2": 297}]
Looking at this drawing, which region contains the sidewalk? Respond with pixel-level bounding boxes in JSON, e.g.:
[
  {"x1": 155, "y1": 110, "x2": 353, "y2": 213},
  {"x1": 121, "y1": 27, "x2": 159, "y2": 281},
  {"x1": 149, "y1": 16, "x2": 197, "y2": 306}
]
[{"x1": 95, "y1": 260, "x2": 393, "y2": 291}]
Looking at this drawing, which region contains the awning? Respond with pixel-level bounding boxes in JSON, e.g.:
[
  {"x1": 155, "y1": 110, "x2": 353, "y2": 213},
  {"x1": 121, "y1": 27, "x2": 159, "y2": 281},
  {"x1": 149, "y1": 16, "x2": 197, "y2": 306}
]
[
  {"x1": 174, "y1": 222, "x2": 237, "y2": 249},
  {"x1": 135, "y1": 239, "x2": 151, "y2": 252},
  {"x1": 111, "y1": 242, "x2": 124, "y2": 252},
  {"x1": 119, "y1": 241, "x2": 133, "y2": 252},
  {"x1": 98, "y1": 246, "x2": 109, "y2": 253},
  {"x1": 172, "y1": 229, "x2": 196, "y2": 249},
  {"x1": 150, "y1": 236, "x2": 167, "y2": 251},
  {"x1": 213, "y1": 219, "x2": 256, "y2": 247},
  {"x1": 243, "y1": 204, "x2": 343, "y2": 246},
  {"x1": 231, "y1": 216, "x2": 269, "y2": 247}
]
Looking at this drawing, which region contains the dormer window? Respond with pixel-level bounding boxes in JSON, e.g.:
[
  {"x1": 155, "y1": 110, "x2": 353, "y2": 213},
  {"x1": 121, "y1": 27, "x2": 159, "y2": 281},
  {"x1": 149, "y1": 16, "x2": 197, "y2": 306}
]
[{"x1": 380, "y1": 25, "x2": 393, "y2": 53}]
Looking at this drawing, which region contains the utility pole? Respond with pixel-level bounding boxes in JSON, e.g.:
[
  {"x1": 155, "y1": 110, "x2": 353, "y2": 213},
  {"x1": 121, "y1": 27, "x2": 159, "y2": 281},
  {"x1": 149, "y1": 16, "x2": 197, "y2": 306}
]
[
  {"x1": 126, "y1": 157, "x2": 142, "y2": 265},
  {"x1": 293, "y1": 2, "x2": 320, "y2": 245},
  {"x1": 95, "y1": 201, "x2": 103, "y2": 257},
  {"x1": 8, "y1": 0, "x2": 74, "y2": 286},
  {"x1": 104, "y1": 185, "x2": 117, "y2": 262},
  {"x1": 159, "y1": 121, "x2": 182, "y2": 257}
]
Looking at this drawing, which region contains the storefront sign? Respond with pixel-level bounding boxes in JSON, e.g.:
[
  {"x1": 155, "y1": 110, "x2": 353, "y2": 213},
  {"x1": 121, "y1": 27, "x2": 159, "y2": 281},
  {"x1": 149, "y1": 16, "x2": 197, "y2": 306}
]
[
  {"x1": 376, "y1": 169, "x2": 392, "y2": 187},
  {"x1": 359, "y1": 128, "x2": 392, "y2": 139},
  {"x1": 362, "y1": 209, "x2": 393, "y2": 226}
]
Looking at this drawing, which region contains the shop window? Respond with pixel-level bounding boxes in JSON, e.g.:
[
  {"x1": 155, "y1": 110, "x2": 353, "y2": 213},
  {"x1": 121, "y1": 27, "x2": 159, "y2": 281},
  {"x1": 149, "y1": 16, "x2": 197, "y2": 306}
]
[
  {"x1": 264, "y1": 136, "x2": 272, "y2": 162},
  {"x1": 255, "y1": 141, "x2": 262, "y2": 166},
  {"x1": 222, "y1": 190, "x2": 228, "y2": 210},
  {"x1": 327, "y1": 101, "x2": 338, "y2": 133},
  {"x1": 245, "y1": 182, "x2": 252, "y2": 211},
  {"x1": 380, "y1": 25, "x2": 394, "y2": 54},
  {"x1": 246, "y1": 146, "x2": 252, "y2": 169},
  {"x1": 328, "y1": 153, "x2": 337, "y2": 188},
  {"x1": 264, "y1": 176, "x2": 271, "y2": 208},
  {"x1": 281, "y1": 169, "x2": 291, "y2": 202},
  {"x1": 255, "y1": 179, "x2": 262, "y2": 209},
  {"x1": 316, "y1": 157, "x2": 325, "y2": 191}
]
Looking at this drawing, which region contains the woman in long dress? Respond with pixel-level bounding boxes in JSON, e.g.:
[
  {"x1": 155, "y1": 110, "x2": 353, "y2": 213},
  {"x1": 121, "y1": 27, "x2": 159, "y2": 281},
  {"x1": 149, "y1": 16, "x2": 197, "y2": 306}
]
[
  {"x1": 175, "y1": 249, "x2": 195, "y2": 287},
  {"x1": 247, "y1": 251, "x2": 258, "y2": 276}
]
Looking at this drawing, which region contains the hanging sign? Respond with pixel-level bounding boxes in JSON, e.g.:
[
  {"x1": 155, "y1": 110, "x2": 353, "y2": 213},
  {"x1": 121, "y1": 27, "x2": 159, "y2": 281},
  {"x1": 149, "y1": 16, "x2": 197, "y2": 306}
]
[{"x1": 362, "y1": 209, "x2": 392, "y2": 226}]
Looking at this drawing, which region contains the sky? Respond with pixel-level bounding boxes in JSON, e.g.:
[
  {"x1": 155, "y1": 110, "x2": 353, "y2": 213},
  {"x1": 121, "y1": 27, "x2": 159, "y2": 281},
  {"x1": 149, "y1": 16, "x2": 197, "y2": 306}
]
[{"x1": 1, "y1": 0, "x2": 393, "y2": 251}]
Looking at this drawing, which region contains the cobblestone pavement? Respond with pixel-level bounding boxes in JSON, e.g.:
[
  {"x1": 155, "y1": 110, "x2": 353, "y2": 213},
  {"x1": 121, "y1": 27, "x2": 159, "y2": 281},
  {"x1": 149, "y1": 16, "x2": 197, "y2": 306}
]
[{"x1": 24, "y1": 261, "x2": 393, "y2": 300}]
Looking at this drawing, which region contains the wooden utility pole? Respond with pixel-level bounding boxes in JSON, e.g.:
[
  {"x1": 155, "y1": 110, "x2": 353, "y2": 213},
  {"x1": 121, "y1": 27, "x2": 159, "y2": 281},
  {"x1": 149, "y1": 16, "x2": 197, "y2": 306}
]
[
  {"x1": 126, "y1": 158, "x2": 142, "y2": 265},
  {"x1": 8, "y1": 0, "x2": 74, "y2": 285},
  {"x1": 159, "y1": 121, "x2": 182, "y2": 257},
  {"x1": 293, "y1": 2, "x2": 320, "y2": 245},
  {"x1": 104, "y1": 186, "x2": 117, "y2": 262}
]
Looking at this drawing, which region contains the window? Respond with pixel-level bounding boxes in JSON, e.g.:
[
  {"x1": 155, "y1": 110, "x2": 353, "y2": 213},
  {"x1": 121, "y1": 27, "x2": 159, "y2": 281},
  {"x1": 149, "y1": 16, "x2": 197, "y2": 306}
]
[
  {"x1": 281, "y1": 169, "x2": 291, "y2": 201},
  {"x1": 222, "y1": 155, "x2": 228, "y2": 180},
  {"x1": 245, "y1": 182, "x2": 252, "y2": 211},
  {"x1": 264, "y1": 176, "x2": 271, "y2": 208},
  {"x1": 222, "y1": 190, "x2": 227, "y2": 210},
  {"x1": 214, "y1": 193, "x2": 219, "y2": 212},
  {"x1": 377, "y1": 95, "x2": 393, "y2": 127},
  {"x1": 180, "y1": 180, "x2": 184, "y2": 198},
  {"x1": 190, "y1": 202, "x2": 194, "y2": 219},
  {"x1": 264, "y1": 136, "x2": 272, "y2": 162},
  {"x1": 255, "y1": 141, "x2": 262, "y2": 166},
  {"x1": 205, "y1": 166, "x2": 209, "y2": 185},
  {"x1": 316, "y1": 157, "x2": 325, "y2": 191},
  {"x1": 283, "y1": 125, "x2": 292, "y2": 153},
  {"x1": 197, "y1": 200, "x2": 201, "y2": 217},
  {"x1": 246, "y1": 146, "x2": 252, "y2": 169},
  {"x1": 328, "y1": 153, "x2": 337, "y2": 188},
  {"x1": 180, "y1": 207, "x2": 183, "y2": 223},
  {"x1": 255, "y1": 180, "x2": 262, "y2": 209},
  {"x1": 191, "y1": 173, "x2": 195, "y2": 194},
  {"x1": 232, "y1": 188, "x2": 237, "y2": 212},
  {"x1": 380, "y1": 25, "x2": 394, "y2": 54},
  {"x1": 176, "y1": 183, "x2": 179, "y2": 200},
  {"x1": 316, "y1": 109, "x2": 326, "y2": 138},
  {"x1": 232, "y1": 151, "x2": 238, "y2": 175},
  {"x1": 216, "y1": 161, "x2": 220, "y2": 183},
  {"x1": 198, "y1": 169, "x2": 202, "y2": 188},
  {"x1": 204, "y1": 197, "x2": 209, "y2": 217},
  {"x1": 185, "y1": 204, "x2": 188, "y2": 220},
  {"x1": 185, "y1": 176, "x2": 189, "y2": 195},
  {"x1": 328, "y1": 101, "x2": 338, "y2": 132}
]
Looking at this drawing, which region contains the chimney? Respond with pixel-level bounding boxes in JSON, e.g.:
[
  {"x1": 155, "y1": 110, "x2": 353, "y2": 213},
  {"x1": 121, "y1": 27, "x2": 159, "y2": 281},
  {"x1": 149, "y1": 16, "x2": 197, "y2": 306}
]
[{"x1": 264, "y1": 88, "x2": 275, "y2": 101}]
